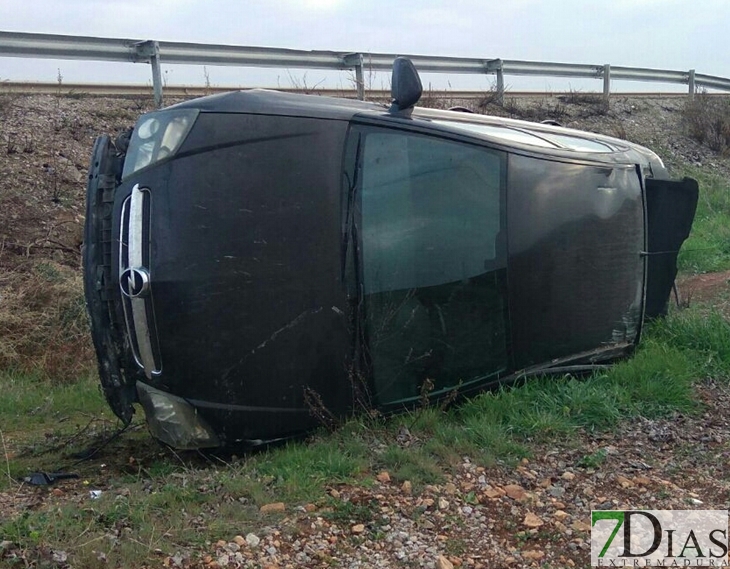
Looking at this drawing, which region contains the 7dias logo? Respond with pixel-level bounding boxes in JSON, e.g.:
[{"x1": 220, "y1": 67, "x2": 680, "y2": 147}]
[{"x1": 591, "y1": 510, "x2": 728, "y2": 567}]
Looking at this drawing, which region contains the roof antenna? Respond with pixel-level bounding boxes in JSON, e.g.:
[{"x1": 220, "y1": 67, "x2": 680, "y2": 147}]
[{"x1": 389, "y1": 57, "x2": 422, "y2": 117}]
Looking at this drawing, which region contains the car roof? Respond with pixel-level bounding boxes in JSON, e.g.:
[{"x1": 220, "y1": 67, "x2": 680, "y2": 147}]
[
  {"x1": 168, "y1": 89, "x2": 663, "y2": 170},
  {"x1": 169, "y1": 88, "x2": 383, "y2": 119}
]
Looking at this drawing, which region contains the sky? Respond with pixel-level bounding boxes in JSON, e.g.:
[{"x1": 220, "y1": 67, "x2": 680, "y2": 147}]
[{"x1": 1, "y1": 0, "x2": 729, "y2": 93}]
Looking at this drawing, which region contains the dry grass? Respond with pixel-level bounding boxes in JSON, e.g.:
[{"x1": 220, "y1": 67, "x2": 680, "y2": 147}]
[
  {"x1": 682, "y1": 92, "x2": 730, "y2": 153},
  {"x1": 0, "y1": 260, "x2": 94, "y2": 382},
  {"x1": 499, "y1": 97, "x2": 569, "y2": 122}
]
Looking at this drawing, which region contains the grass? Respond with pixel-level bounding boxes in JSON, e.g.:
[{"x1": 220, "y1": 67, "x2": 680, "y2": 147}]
[
  {"x1": 0, "y1": 370, "x2": 106, "y2": 424},
  {"x1": 676, "y1": 166, "x2": 730, "y2": 274}
]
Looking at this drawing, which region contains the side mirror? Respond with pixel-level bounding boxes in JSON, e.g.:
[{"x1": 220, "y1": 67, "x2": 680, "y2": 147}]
[{"x1": 389, "y1": 57, "x2": 422, "y2": 116}]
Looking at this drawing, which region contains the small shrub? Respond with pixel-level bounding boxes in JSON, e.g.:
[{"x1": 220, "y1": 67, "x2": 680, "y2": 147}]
[
  {"x1": 681, "y1": 92, "x2": 730, "y2": 152},
  {"x1": 0, "y1": 92, "x2": 16, "y2": 115},
  {"x1": 610, "y1": 122, "x2": 628, "y2": 140},
  {"x1": 560, "y1": 89, "x2": 606, "y2": 106},
  {"x1": 558, "y1": 89, "x2": 610, "y2": 117}
]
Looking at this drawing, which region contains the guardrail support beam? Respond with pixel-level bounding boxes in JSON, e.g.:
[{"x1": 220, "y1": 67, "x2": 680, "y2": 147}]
[
  {"x1": 688, "y1": 69, "x2": 696, "y2": 99},
  {"x1": 355, "y1": 61, "x2": 364, "y2": 100},
  {"x1": 603, "y1": 64, "x2": 611, "y2": 101},
  {"x1": 496, "y1": 68, "x2": 504, "y2": 105},
  {"x1": 135, "y1": 40, "x2": 163, "y2": 108}
]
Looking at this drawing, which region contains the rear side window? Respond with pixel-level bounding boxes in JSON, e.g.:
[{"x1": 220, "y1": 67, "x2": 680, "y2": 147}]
[{"x1": 354, "y1": 128, "x2": 508, "y2": 404}]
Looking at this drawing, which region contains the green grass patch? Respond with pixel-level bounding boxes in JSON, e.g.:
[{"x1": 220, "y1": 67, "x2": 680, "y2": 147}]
[
  {"x1": 252, "y1": 436, "x2": 367, "y2": 503},
  {"x1": 456, "y1": 336, "x2": 697, "y2": 447},
  {"x1": 0, "y1": 369, "x2": 107, "y2": 424},
  {"x1": 650, "y1": 310, "x2": 730, "y2": 377},
  {"x1": 0, "y1": 369, "x2": 123, "y2": 491},
  {"x1": 379, "y1": 444, "x2": 444, "y2": 486},
  {"x1": 677, "y1": 167, "x2": 730, "y2": 274}
]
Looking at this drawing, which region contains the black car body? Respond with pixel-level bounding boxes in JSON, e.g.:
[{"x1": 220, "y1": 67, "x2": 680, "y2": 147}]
[{"x1": 84, "y1": 61, "x2": 697, "y2": 448}]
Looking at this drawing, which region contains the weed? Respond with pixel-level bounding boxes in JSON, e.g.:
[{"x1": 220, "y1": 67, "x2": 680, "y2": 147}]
[
  {"x1": 475, "y1": 85, "x2": 504, "y2": 112},
  {"x1": 444, "y1": 536, "x2": 467, "y2": 556},
  {"x1": 283, "y1": 71, "x2": 325, "y2": 94},
  {"x1": 22, "y1": 135, "x2": 34, "y2": 153},
  {"x1": 66, "y1": 90, "x2": 86, "y2": 100},
  {"x1": 322, "y1": 499, "x2": 377, "y2": 525},
  {"x1": 203, "y1": 66, "x2": 211, "y2": 96},
  {"x1": 0, "y1": 95, "x2": 12, "y2": 115},
  {"x1": 453, "y1": 331, "x2": 699, "y2": 457},
  {"x1": 601, "y1": 340, "x2": 696, "y2": 418},
  {"x1": 577, "y1": 448, "x2": 608, "y2": 469},
  {"x1": 379, "y1": 444, "x2": 444, "y2": 486},
  {"x1": 303, "y1": 386, "x2": 341, "y2": 432}
]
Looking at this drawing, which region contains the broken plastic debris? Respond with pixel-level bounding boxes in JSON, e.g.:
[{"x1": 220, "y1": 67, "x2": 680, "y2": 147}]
[{"x1": 23, "y1": 472, "x2": 79, "y2": 486}]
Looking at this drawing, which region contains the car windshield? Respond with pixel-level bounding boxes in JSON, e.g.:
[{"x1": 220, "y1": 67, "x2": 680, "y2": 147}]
[
  {"x1": 431, "y1": 120, "x2": 559, "y2": 148},
  {"x1": 432, "y1": 120, "x2": 614, "y2": 152}
]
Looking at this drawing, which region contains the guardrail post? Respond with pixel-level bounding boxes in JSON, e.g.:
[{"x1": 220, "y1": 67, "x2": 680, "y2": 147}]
[
  {"x1": 496, "y1": 67, "x2": 504, "y2": 105},
  {"x1": 354, "y1": 55, "x2": 364, "y2": 100},
  {"x1": 603, "y1": 64, "x2": 611, "y2": 101},
  {"x1": 343, "y1": 53, "x2": 365, "y2": 100},
  {"x1": 688, "y1": 69, "x2": 696, "y2": 99},
  {"x1": 149, "y1": 44, "x2": 163, "y2": 108},
  {"x1": 134, "y1": 40, "x2": 163, "y2": 108},
  {"x1": 486, "y1": 59, "x2": 504, "y2": 105}
]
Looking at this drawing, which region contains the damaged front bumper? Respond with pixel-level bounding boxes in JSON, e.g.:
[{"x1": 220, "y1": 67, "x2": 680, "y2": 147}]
[{"x1": 136, "y1": 382, "x2": 220, "y2": 449}]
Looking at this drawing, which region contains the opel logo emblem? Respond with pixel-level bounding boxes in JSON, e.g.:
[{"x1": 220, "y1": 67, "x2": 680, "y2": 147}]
[{"x1": 120, "y1": 267, "x2": 150, "y2": 298}]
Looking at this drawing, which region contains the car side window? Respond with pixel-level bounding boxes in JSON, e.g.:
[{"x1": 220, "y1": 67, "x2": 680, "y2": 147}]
[{"x1": 356, "y1": 128, "x2": 508, "y2": 404}]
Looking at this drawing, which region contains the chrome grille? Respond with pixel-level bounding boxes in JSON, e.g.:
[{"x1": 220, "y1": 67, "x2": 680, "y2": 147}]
[{"x1": 119, "y1": 184, "x2": 162, "y2": 378}]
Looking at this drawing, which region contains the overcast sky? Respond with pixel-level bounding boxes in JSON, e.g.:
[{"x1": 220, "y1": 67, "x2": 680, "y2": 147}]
[{"x1": 1, "y1": 0, "x2": 729, "y2": 92}]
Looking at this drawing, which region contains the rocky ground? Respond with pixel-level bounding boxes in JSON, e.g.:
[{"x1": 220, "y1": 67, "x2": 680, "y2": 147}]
[
  {"x1": 1, "y1": 90, "x2": 730, "y2": 568},
  {"x1": 190, "y1": 386, "x2": 730, "y2": 569}
]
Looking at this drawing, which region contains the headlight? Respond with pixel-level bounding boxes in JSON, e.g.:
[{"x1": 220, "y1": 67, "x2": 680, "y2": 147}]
[
  {"x1": 122, "y1": 109, "x2": 198, "y2": 179},
  {"x1": 136, "y1": 381, "x2": 220, "y2": 449}
]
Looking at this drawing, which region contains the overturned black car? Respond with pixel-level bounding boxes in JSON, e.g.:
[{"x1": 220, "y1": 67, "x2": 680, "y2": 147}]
[{"x1": 84, "y1": 59, "x2": 698, "y2": 449}]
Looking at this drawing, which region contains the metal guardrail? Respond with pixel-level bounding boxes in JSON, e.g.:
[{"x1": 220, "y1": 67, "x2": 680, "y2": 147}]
[
  {"x1": 2, "y1": 31, "x2": 730, "y2": 108},
  {"x1": 5, "y1": 82, "x2": 726, "y2": 100}
]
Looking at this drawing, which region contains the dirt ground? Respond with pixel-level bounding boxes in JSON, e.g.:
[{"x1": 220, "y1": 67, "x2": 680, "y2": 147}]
[{"x1": 678, "y1": 269, "x2": 730, "y2": 313}]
